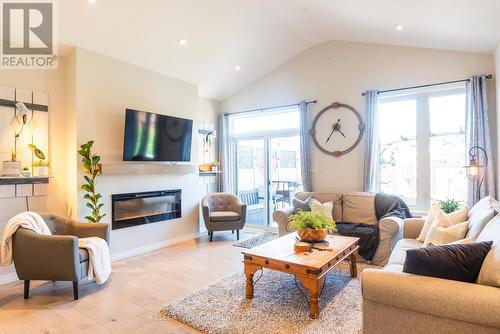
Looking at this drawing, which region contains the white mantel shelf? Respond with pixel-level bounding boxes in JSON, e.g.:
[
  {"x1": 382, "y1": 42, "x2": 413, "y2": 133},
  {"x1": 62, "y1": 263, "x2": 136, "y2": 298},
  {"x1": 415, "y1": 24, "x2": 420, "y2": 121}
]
[{"x1": 101, "y1": 162, "x2": 197, "y2": 176}]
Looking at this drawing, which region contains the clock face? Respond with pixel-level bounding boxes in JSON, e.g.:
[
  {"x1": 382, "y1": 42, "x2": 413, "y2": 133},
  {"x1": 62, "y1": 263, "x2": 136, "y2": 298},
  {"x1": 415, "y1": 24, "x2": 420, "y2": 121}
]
[{"x1": 310, "y1": 103, "x2": 364, "y2": 157}]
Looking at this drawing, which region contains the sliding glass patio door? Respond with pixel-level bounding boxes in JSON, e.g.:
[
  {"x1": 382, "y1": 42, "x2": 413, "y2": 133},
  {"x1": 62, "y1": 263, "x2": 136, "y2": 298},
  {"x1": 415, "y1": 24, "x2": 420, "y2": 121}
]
[{"x1": 235, "y1": 135, "x2": 302, "y2": 227}]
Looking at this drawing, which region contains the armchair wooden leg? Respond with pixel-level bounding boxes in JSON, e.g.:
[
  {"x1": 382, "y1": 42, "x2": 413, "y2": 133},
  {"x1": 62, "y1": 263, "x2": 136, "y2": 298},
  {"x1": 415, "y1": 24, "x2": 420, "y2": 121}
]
[
  {"x1": 209, "y1": 231, "x2": 213, "y2": 242},
  {"x1": 237, "y1": 230, "x2": 240, "y2": 240},
  {"x1": 24, "y1": 280, "x2": 30, "y2": 299},
  {"x1": 73, "y1": 281, "x2": 79, "y2": 300}
]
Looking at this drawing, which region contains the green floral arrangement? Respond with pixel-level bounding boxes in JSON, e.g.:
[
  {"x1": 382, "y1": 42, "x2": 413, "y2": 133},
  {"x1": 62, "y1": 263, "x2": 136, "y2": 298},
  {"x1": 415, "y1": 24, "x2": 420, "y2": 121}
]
[
  {"x1": 438, "y1": 198, "x2": 462, "y2": 214},
  {"x1": 289, "y1": 210, "x2": 336, "y2": 230}
]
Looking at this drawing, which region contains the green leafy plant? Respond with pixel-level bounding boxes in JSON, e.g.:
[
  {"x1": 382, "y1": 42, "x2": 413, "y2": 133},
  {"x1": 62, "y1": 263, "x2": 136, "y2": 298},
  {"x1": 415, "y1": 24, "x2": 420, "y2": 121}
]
[
  {"x1": 438, "y1": 198, "x2": 462, "y2": 214},
  {"x1": 289, "y1": 210, "x2": 336, "y2": 230},
  {"x1": 28, "y1": 144, "x2": 50, "y2": 167},
  {"x1": 211, "y1": 160, "x2": 219, "y2": 166},
  {"x1": 22, "y1": 166, "x2": 29, "y2": 171},
  {"x1": 78, "y1": 141, "x2": 105, "y2": 223}
]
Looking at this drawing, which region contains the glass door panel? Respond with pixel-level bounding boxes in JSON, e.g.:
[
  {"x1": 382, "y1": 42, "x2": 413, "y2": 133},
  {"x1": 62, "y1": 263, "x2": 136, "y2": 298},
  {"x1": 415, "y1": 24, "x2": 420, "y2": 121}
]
[
  {"x1": 270, "y1": 136, "x2": 303, "y2": 227},
  {"x1": 236, "y1": 139, "x2": 266, "y2": 226}
]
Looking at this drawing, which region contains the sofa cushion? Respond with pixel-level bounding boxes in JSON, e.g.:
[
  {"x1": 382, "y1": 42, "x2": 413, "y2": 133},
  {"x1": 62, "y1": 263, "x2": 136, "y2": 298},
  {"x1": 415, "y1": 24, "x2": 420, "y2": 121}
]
[
  {"x1": 342, "y1": 192, "x2": 377, "y2": 225},
  {"x1": 210, "y1": 211, "x2": 240, "y2": 222},
  {"x1": 466, "y1": 196, "x2": 500, "y2": 238},
  {"x1": 387, "y1": 238, "x2": 423, "y2": 265},
  {"x1": 403, "y1": 241, "x2": 492, "y2": 283},
  {"x1": 295, "y1": 192, "x2": 342, "y2": 221},
  {"x1": 476, "y1": 213, "x2": 500, "y2": 287}
]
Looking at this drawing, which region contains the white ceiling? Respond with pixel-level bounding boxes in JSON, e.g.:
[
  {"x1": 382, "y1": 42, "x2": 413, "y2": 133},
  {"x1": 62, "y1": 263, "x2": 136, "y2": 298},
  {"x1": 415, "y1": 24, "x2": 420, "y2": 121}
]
[{"x1": 58, "y1": 0, "x2": 500, "y2": 100}]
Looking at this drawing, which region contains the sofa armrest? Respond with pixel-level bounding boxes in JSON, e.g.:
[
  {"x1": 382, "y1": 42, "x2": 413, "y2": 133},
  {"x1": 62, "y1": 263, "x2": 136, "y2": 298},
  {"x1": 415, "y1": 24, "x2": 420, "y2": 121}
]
[
  {"x1": 70, "y1": 221, "x2": 110, "y2": 244},
  {"x1": 403, "y1": 218, "x2": 425, "y2": 239},
  {"x1": 362, "y1": 269, "x2": 500, "y2": 328},
  {"x1": 273, "y1": 206, "x2": 295, "y2": 236},
  {"x1": 371, "y1": 216, "x2": 404, "y2": 266},
  {"x1": 12, "y1": 228, "x2": 81, "y2": 281}
]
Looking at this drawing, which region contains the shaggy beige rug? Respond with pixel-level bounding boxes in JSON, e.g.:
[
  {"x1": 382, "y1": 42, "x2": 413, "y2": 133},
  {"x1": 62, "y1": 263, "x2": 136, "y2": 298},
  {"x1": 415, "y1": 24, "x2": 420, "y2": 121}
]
[{"x1": 160, "y1": 262, "x2": 376, "y2": 334}]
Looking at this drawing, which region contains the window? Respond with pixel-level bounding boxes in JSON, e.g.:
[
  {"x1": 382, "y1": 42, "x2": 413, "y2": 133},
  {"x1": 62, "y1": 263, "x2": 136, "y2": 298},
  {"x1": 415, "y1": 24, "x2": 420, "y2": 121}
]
[{"x1": 378, "y1": 86, "x2": 466, "y2": 210}]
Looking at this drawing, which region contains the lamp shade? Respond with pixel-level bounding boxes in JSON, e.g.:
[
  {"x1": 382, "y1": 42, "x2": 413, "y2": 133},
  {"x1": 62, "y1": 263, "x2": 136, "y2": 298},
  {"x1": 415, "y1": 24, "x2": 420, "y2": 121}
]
[{"x1": 464, "y1": 157, "x2": 483, "y2": 180}]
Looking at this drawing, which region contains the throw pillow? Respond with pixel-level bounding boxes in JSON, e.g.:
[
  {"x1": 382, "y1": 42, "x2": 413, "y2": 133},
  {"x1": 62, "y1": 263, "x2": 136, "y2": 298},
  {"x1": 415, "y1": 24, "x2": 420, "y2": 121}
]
[
  {"x1": 403, "y1": 241, "x2": 493, "y2": 283},
  {"x1": 466, "y1": 196, "x2": 500, "y2": 238},
  {"x1": 423, "y1": 212, "x2": 469, "y2": 246},
  {"x1": 449, "y1": 236, "x2": 476, "y2": 245},
  {"x1": 310, "y1": 199, "x2": 334, "y2": 220},
  {"x1": 292, "y1": 196, "x2": 312, "y2": 212},
  {"x1": 417, "y1": 205, "x2": 468, "y2": 242},
  {"x1": 476, "y1": 213, "x2": 500, "y2": 287},
  {"x1": 417, "y1": 203, "x2": 441, "y2": 242}
]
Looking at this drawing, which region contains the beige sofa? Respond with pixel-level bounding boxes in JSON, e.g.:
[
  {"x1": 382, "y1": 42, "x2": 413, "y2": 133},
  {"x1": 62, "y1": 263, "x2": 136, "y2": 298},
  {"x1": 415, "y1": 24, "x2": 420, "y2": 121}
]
[
  {"x1": 272, "y1": 191, "x2": 405, "y2": 266},
  {"x1": 362, "y1": 197, "x2": 500, "y2": 333}
]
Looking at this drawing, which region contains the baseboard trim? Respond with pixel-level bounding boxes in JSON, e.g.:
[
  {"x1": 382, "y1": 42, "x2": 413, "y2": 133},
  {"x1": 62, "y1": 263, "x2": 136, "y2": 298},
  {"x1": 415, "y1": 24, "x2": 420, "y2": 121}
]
[
  {"x1": 0, "y1": 272, "x2": 18, "y2": 285},
  {"x1": 110, "y1": 232, "x2": 201, "y2": 262},
  {"x1": 0, "y1": 232, "x2": 202, "y2": 285}
]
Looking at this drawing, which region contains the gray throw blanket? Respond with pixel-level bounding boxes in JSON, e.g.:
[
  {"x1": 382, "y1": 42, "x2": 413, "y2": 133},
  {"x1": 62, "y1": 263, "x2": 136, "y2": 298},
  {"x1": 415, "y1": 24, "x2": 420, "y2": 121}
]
[{"x1": 337, "y1": 193, "x2": 411, "y2": 261}]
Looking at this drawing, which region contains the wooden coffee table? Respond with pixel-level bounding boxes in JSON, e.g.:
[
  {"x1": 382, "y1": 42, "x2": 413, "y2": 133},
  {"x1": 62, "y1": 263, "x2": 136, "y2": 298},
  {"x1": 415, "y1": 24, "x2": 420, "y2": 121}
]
[{"x1": 242, "y1": 233, "x2": 359, "y2": 319}]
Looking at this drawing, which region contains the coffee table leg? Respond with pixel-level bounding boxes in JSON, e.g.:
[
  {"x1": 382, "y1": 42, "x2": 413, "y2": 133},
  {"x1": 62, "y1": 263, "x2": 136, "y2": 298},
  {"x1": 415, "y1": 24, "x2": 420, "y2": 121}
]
[
  {"x1": 349, "y1": 251, "x2": 358, "y2": 278},
  {"x1": 297, "y1": 276, "x2": 325, "y2": 319},
  {"x1": 244, "y1": 263, "x2": 260, "y2": 299}
]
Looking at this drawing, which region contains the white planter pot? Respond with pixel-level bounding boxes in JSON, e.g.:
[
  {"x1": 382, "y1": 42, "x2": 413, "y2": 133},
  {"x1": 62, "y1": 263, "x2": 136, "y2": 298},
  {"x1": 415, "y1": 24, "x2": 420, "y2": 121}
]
[
  {"x1": 2, "y1": 161, "x2": 22, "y2": 176},
  {"x1": 35, "y1": 166, "x2": 49, "y2": 176},
  {"x1": 211, "y1": 166, "x2": 218, "y2": 171}
]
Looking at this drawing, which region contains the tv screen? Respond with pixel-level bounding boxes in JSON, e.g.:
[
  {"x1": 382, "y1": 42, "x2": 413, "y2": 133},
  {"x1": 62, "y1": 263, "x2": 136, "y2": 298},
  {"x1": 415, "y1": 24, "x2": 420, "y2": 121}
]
[{"x1": 123, "y1": 109, "x2": 193, "y2": 162}]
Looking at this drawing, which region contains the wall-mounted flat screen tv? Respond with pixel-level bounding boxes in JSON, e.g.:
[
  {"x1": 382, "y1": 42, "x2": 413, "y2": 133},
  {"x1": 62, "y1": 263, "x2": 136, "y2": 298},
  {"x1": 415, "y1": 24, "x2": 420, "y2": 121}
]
[{"x1": 123, "y1": 108, "x2": 193, "y2": 162}]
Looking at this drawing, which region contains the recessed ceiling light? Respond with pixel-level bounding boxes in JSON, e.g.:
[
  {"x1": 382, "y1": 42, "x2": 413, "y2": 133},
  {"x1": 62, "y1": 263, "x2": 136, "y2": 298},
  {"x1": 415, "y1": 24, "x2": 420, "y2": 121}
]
[
  {"x1": 235, "y1": 65, "x2": 241, "y2": 71},
  {"x1": 178, "y1": 39, "x2": 187, "y2": 46},
  {"x1": 395, "y1": 24, "x2": 404, "y2": 31}
]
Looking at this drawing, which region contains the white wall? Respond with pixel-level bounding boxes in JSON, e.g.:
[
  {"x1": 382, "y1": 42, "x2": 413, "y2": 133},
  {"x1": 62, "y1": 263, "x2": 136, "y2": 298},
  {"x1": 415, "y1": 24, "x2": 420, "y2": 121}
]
[
  {"x1": 222, "y1": 40, "x2": 496, "y2": 193},
  {"x1": 72, "y1": 48, "x2": 217, "y2": 254}
]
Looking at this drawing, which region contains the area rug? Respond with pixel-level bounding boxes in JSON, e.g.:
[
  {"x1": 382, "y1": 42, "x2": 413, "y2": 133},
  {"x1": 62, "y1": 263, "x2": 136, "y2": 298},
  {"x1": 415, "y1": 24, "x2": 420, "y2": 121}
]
[
  {"x1": 232, "y1": 232, "x2": 279, "y2": 249},
  {"x1": 160, "y1": 262, "x2": 376, "y2": 334}
]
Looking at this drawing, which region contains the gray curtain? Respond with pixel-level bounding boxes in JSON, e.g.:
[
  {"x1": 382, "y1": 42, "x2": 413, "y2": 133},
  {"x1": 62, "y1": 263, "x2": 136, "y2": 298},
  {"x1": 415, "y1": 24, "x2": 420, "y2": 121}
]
[
  {"x1": 217, "y1": 114, "x2": 232, "y2": 193},
  {"x1": 363, "y1": 90, "x2": 380, "y2": 193},
  {"x1": 299, "y1": 101, "x2": 312, "y2": 192},
  {"x1": 465, "y1": 75, "x2": 496, "y2": 205}
]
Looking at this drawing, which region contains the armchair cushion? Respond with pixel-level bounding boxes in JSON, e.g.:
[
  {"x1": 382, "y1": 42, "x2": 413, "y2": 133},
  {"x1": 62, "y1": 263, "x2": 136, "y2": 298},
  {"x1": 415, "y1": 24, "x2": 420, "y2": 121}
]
[
  {"x1": 79, "y1": 248, "x2": 89, "y2": 263},
  {"x1": 210, "y1": 211, "x2": 240, "y2": 222}
]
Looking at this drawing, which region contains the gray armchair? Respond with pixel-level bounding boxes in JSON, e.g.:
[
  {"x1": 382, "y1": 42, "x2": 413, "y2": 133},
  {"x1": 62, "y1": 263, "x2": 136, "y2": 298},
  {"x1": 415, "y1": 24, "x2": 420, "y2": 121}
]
[
  {"x1": 12, "y1": 213, "x2": 110, "y2": 300},
  {"x1": 201, "y1": 193, "x2": 247, "y2": 241}
]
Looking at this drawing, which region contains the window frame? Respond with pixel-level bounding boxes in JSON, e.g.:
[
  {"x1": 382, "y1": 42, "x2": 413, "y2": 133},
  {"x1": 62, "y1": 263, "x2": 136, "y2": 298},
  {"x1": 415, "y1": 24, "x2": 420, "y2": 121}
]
[{"x1": 378, "y1": 86, "x2": 466, "y2": 211}]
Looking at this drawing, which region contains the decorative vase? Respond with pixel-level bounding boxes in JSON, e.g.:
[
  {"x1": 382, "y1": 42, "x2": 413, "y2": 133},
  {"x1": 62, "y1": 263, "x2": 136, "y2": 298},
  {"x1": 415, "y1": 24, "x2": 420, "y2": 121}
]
[
  {"x1": 22, "y1": 169, "x2": 31, "y2": 177},
  {"x1": 297, "y1": 228, "x2": 328, "y2": 242},
  {"x1": 34, "y1": 166, "x2": 49, "y2": 176},
  {"x1": 211, "y1": 165, "x2": 218, "y2": 171},
  {"x1": 2, "y1": 161, "x2": 22, "y2": 176}
]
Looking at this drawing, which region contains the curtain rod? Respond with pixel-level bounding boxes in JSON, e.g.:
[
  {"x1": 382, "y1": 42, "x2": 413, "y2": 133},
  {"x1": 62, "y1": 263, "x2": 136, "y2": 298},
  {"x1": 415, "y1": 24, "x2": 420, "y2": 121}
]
[
  {"x1": 361, "y1": 74, "x2": 493, "y2": 96},
  {"x1": 223, "y1": 99, "x2": 317, "y2": 116}
]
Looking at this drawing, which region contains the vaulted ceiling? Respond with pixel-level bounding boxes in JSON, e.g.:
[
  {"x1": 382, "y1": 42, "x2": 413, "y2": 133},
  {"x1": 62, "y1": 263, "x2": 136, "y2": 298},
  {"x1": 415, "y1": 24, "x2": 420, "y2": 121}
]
[{"x1": 59, "y1": 0, "x2": 500, "y2": 100}]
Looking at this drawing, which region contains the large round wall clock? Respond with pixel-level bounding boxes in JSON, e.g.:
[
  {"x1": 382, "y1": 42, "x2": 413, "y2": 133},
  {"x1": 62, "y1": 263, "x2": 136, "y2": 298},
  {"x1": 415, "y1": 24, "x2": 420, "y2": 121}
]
[{"x1": 310, "y1": 102, "x2": 365, "y2": 157}]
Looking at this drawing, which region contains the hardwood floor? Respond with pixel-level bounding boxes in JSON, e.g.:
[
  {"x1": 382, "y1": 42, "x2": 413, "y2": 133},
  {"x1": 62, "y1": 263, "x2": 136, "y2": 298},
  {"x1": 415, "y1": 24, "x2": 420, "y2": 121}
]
[{"x1": 0, "y1": 231, "x2": 254, "y2": 334}]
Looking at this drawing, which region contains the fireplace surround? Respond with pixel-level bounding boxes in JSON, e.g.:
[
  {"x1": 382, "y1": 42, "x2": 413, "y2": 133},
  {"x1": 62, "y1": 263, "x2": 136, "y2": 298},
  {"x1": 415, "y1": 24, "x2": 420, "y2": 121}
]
[{"x1": 111, "y1": 189, "x2": 181, "y2": 230}]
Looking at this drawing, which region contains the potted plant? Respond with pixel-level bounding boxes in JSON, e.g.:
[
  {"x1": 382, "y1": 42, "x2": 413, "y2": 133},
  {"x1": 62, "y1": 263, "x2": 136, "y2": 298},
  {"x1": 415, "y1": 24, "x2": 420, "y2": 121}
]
[
  {"x1": 438, "y1": 198, "x2": 462, "y2": 214},
  {"x1": 22, "y1": 166, "x2": 31, "y2": 177},
  {"x1": 289, "y1": 210, "x2": 336, "y2": 242},
  {"x1": 78, "y1": 140, "x2": 106, "y2": 223},
  {"x1": 210, "y1": 160, "x2": 219, "y2": 171},
  {"x1": 28, "y1": 144, "x2": 50, "y2": 176}
]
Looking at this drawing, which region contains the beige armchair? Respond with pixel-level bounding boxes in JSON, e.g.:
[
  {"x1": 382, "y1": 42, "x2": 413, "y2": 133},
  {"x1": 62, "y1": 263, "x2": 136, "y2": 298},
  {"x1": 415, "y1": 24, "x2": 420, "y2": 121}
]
[
  {"x1": 12, "y1": 213, "x2": 110, "y2": 300},
  {"x1": 201, "y1": 193, "x2": 247, "y2": 241}
]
